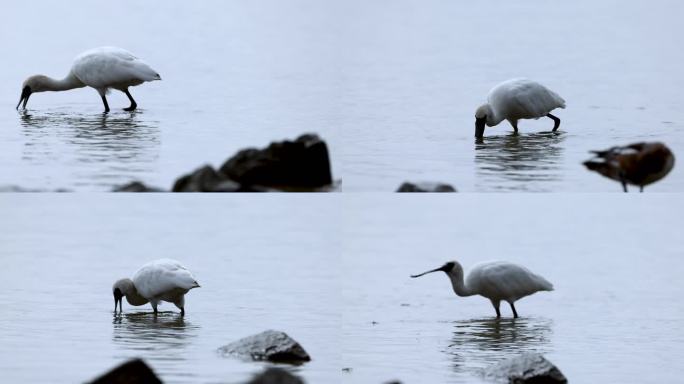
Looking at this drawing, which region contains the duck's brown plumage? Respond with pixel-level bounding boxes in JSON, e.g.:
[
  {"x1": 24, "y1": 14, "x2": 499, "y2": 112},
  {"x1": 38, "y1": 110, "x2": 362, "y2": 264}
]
[{"x1": 583, "y1": 142, "x2": 675, "y2": 192}]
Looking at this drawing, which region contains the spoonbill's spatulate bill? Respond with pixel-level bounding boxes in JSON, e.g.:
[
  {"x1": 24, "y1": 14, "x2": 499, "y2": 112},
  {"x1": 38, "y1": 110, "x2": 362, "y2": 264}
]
[
  {"x1": 17, "y1": 46, "x2": 161, "y2": 113},
  {"x1": 113, "y1": 259, "x2": 200, "y2": 316},
  {"x1": 475, "y1": 78, "x2": 566, "y2": 138},
  {"x1": 411, "y1": 261, "x2": 553, "y2": 318},
  {"x1": 583, "y1": 142, "x2": 675, "y2": 192}
]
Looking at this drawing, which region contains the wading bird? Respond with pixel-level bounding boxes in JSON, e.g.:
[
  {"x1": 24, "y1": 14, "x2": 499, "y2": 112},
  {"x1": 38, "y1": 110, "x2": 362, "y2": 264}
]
[
  {"x1": 17, "y1": 46, "x2": 161, "y2": 113},
  {"x1": 583, "y1": 142, "x2": 675, "y2": 192},
  {"x1": 411, "y1": 261, "x2": 553, "y2": 318},
  {"x1": 475, "y1": 78, "x2": 565, "y2": 138},
  {"x1": 113, "y1": 259, "x2": 200, "y2": 316}
]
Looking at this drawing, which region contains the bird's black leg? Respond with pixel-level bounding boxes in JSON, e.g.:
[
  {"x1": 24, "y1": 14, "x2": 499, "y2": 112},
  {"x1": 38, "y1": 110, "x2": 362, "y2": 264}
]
[
  {"x1": 640, "y1": 185, "x2": 644, "y2": 193},
  {"x1": 510, "y1": 302, "x2": 519, "y2": 319},
  {"x1": 547, "y1": 113, "x2": 561, "y2": 131},
  {"x1": 123, "y1": 89, "x2": 137, "y2": 111},
  {"x1": 101, "y1": 95, "x2": 110, "y2": 113},
  {"x1": 180, "y1": 307, "x2": 185, "y2": 317},
  {"x1": 509, "y1": 120, "x2": 519, "y2": 134},
  {"x1": 621, "y1": 180, "x2": 628, "y2": 193},
  {"x1": 491, "y1": 300, "x2": 501, "y2": 318}
]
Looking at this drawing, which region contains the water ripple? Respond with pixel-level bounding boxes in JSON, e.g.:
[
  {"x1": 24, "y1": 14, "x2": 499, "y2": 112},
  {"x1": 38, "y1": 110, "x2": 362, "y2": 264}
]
[{"x1": 474, "y1": 132, "x2": 566, "y2": 191}]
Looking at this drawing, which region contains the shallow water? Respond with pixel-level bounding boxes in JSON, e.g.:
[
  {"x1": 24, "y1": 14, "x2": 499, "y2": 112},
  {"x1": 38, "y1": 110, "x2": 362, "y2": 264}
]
[
  {"x1": 0, "y1": 196, "x2": 340, "y2": 383},
  {"x1": 341, "y1": 195, "x2": 684, "y2": 383},
  {"x1": 0, "y1": 1, "x2": 341, "y2": 191},
  {"x1": 2, "y1": 1, "x2": 683, "y2": 191},
  {"x1": 337, "y1": 0, "x2": 684, "y2": 191}
]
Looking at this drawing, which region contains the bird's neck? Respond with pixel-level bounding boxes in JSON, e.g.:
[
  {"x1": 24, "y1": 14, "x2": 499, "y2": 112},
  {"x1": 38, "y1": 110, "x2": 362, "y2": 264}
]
[
  {"x1": 43, "y1": 72, "x2": 85, "y2": 92},
  {"x1": 125, "y1": 286, "x2": 149, "y2": 306},
  {"x1": 447, "y1": 272, "x2": 474, "y2": 297}
]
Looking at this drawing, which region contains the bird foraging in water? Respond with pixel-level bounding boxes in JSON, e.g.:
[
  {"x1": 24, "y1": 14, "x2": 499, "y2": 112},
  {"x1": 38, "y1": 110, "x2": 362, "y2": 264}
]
[
  {"x1": 113, "y1": 259, "x2": 200, "y2": 316},
  {"x1": 411, "y1": 261, "x2": 553, "y2": 318},
  {"x1": 583, "y1": 142, "x2": 675, "y2": 192},
  {"x1": 475, "y1": 78, "x2": 566, "y2": 138},
  {"x1": 17, "y1": 46, "x2": 161, "y2": 113}
]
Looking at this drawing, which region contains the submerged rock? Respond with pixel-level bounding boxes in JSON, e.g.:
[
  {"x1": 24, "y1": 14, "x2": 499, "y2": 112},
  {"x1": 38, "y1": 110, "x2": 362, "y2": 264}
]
[
  {"x1": 246, "y1": 367, "x2": 304, "y2": 384},
  {"x1": 88, "y1": 358, "x2": 162, "y2": 384},
  {"x1": 218, "y1": 133, "x2": 333, "y2": 190},
  {"x1": 162, "y1": 133, "x2": 335, "y2": 192},
  {"x1": 484, "y1": 353, "x2": 567, "y2": 384},
  {"x1": 396, "y1": 182, "x2": 456, "y2": 192},
  {"x1": 218, "y1": 330, "x2": 311, "y2": 364},
  {"x1": 172, "y1": 165, "x2": 223, "y2": 192},
  {"x1": 113, "y1": 181, "x2": 165, "y2": 192}
]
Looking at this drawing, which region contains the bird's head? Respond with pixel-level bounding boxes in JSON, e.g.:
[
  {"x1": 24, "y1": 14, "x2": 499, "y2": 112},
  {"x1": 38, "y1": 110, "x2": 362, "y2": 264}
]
[
  {"x1": 411, "y1": 261, "x2": 459, "y2": 278},
  {"x1": 16, "y1": 75, "x2": 50, "y2": 110},
  {"x1": 112, "y1": 278, "x2": 134, "y2": 312},
  {"x1": 474, "y1": 104, "x2": 492, "y2": 138}
]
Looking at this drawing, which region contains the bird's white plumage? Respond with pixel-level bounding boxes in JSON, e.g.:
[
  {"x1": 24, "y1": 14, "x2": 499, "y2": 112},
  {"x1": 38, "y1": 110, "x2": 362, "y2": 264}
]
[
  {"x1": 486, "y1": 78, "x2": 565, "y2": 126},
  {"x1": 132, "y1": 259, "x2": 199, "y2": 300},
  {"x1": 412, "y1": 260, "x2": 553, "y2": 318},
  {"x1": 72, "y1": 47, "x2": 160, "y2": 91},
  {"x1": 465, "y1": 261, "x2": 553, "y2": 302}
]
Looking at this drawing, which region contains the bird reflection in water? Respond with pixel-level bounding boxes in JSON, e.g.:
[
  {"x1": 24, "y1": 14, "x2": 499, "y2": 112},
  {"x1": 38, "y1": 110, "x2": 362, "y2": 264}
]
[
  {"x1": 474, "y1": 132, "x2": 566, "y2": 191},
  {"x1": 446, "y1": 317, "x2": 553, "y2": 376},
  {"x1": 18, "y1": 109, "x2": 160, "y2": 189},
  {"x1": 112, "y1": 311, "x2": 199, "y2": 356}
]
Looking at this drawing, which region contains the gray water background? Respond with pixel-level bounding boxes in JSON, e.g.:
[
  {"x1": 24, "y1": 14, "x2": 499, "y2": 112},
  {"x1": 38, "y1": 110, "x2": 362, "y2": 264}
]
[
  {"x1": 0, "y1": 196, "x2": 340, "y2": 384},
  {"x1": 341, "y1": 195, "x2": 684, "y2": 383},
  {"x1": 1, "y1": 1, "x2": 683, "y2": 191}
]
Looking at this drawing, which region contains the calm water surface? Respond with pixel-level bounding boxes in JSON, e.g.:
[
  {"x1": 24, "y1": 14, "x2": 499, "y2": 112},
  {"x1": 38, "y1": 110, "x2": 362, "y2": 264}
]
[
  {"x1": 341, "y1": 196, "x2": 684, "y2": 383},
  {"x1": 337, "y1": 0, "x2": 684, "y2": 191},
  {"x1": 0, "y1": 196, "x2": 340, "y2": 383},
  {"x1": 0, "y1": 1, "x2": 341, "y2": 191},
  {"x1": 2, "y1": 1, "x2": 683, "y2": 191}
]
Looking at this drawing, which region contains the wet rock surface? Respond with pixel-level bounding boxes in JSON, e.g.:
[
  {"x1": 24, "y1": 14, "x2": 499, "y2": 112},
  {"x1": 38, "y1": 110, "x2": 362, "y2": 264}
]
[
  {"x1": 218, "y1": 133, "x2": 333, "y2": 190},
  {"x1": 89, "y1": 358, "x2": 162, "y2": 384},
  {"x1": 246, "y1": 367, "x2": 304, "y2": 384},
  {"x1": 483, "y1": 353, "x2": 567, "y2": 384},
  {"x1": 218, "y1": 330, "x2": 311, "y2": 364},
  {"x1": 163, "y1": 133, "x2": 333, "y2": 192},
  {"x1": 396, "y1": 182, "x2": 456, "y2": 192},
  {"x1": 113, "y1": 181, "x2": 164, "y2": 192}
]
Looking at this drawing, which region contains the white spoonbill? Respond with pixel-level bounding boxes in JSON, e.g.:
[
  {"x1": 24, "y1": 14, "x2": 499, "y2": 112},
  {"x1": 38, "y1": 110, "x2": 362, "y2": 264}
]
[
  {"x1": 475, "y1": 78, "x2": 566, "y2": 138},
  {"x1": 113, "y1": 259, "x2": 200, "y2": 316},
  {"x1": 411, "y1": 261, "x2": 553, "y2": 318},
  {"x1": 17, "y1": 46, "x2": 161, "y2": 113}
]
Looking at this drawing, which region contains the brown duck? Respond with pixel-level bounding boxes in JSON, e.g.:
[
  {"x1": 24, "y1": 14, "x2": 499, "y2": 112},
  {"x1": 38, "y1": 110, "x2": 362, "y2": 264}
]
[{"x1": 583, "y1": 142, "x2": 675, "y2": 192}]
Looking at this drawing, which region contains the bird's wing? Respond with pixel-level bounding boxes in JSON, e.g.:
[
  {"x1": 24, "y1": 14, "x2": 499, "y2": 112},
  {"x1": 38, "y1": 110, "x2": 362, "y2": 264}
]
[
  {"x1": 72, "y1": 47, "x2": 160, "y2": 88},
  {"x1": 468, "y1": 262, "x2": 552, "y2": 301},
  {"x1": 491, "y1": 79, "x2": 565, "y2": 119},
  {"x1": 132, "y1": 259, "x2": 198, "y2": 299}
]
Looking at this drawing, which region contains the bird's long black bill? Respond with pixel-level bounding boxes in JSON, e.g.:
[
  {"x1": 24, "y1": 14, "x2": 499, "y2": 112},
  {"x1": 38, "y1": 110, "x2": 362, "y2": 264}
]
[
  {"x1": 410, "y1": 266, "x2": 443, "y2": 278},
  {"x1": 475, "y1": 118, "x2": 486, "y2": 138}
]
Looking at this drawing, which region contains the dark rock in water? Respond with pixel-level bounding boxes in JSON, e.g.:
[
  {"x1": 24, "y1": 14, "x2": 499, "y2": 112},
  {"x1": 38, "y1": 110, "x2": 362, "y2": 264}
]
[
  {"x1": 218, "y1": 134, "x2": 333, "y2": 189},
  {"x1": 396, "y1": 182, "x2": 456, "y2": 192},
  {"x1": 113, "y1": 181, "x2": 165, "y2": 192},
  {"x1": 218, "y1": 330, "x2": 311, "y2": 364},
  {"x1": 246, "y1": 367, "x2": 304, "y2": 384},
  {"x1": 88, "y1": 358, "x2": 162, "y2": 384},
  {"x1": 484, "y1": 353, "x2": 567, "y2": 384},
  {"x1": 172, "y1": 165, "x2": 223, "y2": 192}
]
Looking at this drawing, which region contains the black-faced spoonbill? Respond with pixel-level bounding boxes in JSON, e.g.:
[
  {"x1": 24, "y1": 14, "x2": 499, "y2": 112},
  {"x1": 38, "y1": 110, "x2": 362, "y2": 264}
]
[
  {"x1": 113, "y1": 259, "x2": 200, "y2": 316},
  {"x1": 475, "y1": 78, "x2": 566, "y2": 138},
  {"x1": 583, "y1": 142, "x2": 675, "y2": 192},
  {"x1": 411, "y1": 261, "x2": 553, "y2": 318},
  {"x1": 17, "y1": 46, "x2": 161, "y2": 113}
]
